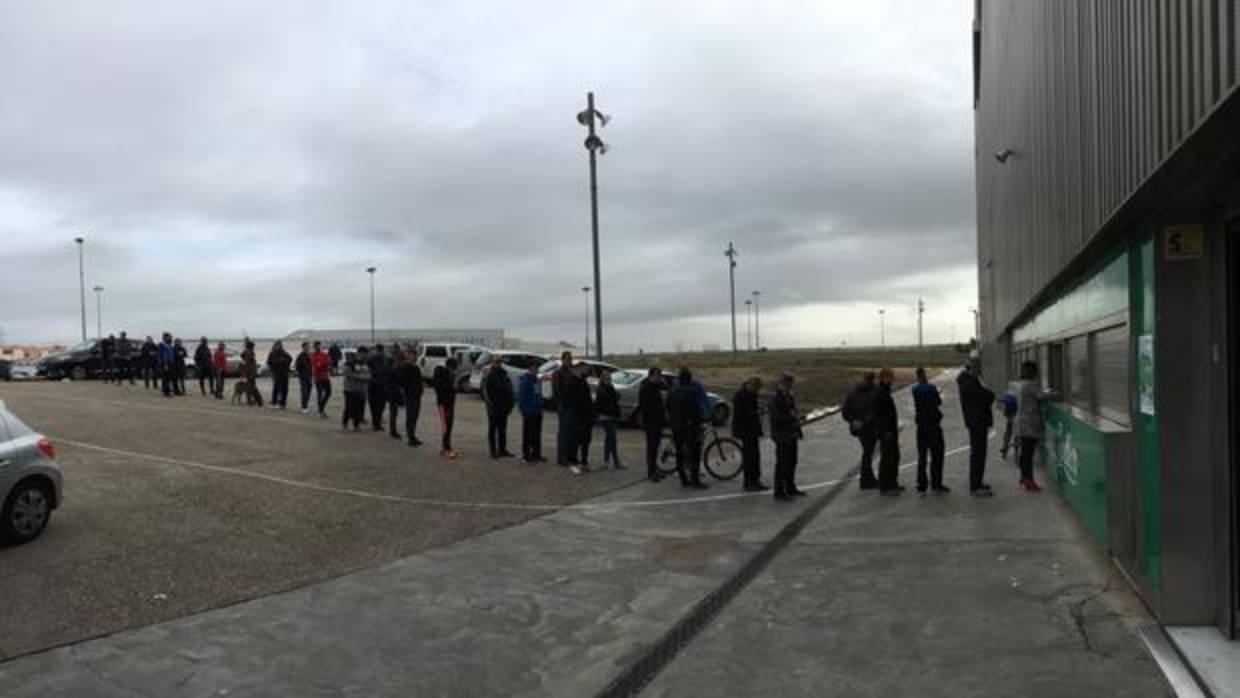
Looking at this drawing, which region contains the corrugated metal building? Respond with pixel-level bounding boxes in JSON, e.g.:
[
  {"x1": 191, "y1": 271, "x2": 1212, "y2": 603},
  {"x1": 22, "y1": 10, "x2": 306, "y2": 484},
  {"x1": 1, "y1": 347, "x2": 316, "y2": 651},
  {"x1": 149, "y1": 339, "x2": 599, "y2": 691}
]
[{"x1": 974, "y1": 0, "x2": 1240, "y2": 650}]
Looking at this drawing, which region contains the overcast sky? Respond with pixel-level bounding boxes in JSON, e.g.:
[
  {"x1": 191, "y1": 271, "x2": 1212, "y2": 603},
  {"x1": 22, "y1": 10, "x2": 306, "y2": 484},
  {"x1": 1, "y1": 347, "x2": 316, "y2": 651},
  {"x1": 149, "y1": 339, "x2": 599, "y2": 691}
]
[{"x1": 0, "y1": 1, "x2": 977, "y2": 352}]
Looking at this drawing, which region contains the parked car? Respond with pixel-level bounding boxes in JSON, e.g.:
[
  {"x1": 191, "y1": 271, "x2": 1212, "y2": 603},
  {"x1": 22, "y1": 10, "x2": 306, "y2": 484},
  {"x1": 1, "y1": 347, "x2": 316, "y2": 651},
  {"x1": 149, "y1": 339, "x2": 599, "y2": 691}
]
[
  {"x1": 0, "y1": 360, "x2": 9, "y2": 381},
  {"x1": 186, "y1": 353, "x2": 245, "y2": 379},
  {"x1": 0, "y1": 401, "x2": 63, "y2": 544},
  {"x1": 7, "y1": 362, "x2": 41, "y2": 381},
  {"x1": 36, "y1": 340, "x2": 105, "y2": 380},
  {"x1": 467, "y1": 351, "x2": 549, "y2": 394},
  {"x1": 611, "y1": 368, "x2": 731, "y2": 427},
  {"x1": 535, "y1": 358, "x2": 621, "y2": 408},
  {"x1": 417, "y1": 343, "x2": 489, "y2": 385}
]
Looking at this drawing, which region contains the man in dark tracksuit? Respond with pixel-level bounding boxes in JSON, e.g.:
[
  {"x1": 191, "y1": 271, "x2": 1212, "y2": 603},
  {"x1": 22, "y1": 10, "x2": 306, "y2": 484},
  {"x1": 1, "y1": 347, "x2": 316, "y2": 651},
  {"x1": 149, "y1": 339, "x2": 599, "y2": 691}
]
[
  {"x1": 295, "y1": 342, "x2": 313, "y2": 412},
  {"x1": 396, "y1": 349, "x2": 424, "y2": 446},
  {"x1": 194, "y1": 337, "x2": 214, "y2": 396},
  {"x1": 140, "y1": 336, "x2": 158, "y2": 390},
  {"x1": 115, "y1": 332, "x2": 134, "y2": 384},
  {"x1": 366, "y1": 344, "x2": 388, "y2": 431},
  {"x1": 433, "y1": 358, "x2": 459, "y2": 458},
  {"x1": 732, "y1": 377, "x2": 768, "y2": 491},
  {"x1": 100, "y1": 334, "x2": 115, "y2": 383},
  {"x1": 770, "y1": 373, "x2": 804, "y2": 501},
  {"x1": 912, "y1": 367, "x2": 949, "y2": 493},
  {"x1": 638, "y1": 368, "x2": 666, "y2": 482},
  {"x1": 875, "y1": 368, "x2": 904, "y2": 496},
  {"x1": 483, "y1": 358, "x2": 516, "y2": 459},
  {"x1": 958, "y1": 358, "x2": 996, "y2": 496},
  {"x1": 666, "y1": 368, "x2": 707, "y2": 489},
  {"x1": 553, "y1": 351, "x2": 576, "y2": 465},
  {"x1": 842, "y1": 372, "x2": 879, "y2": 490}
]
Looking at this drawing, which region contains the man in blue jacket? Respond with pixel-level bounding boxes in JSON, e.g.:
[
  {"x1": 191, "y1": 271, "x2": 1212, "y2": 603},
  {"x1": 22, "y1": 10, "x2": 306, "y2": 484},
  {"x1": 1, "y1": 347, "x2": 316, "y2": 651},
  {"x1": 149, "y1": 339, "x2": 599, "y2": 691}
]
[
  {"x1": 518, "y1": 363, "x2": 545, "y2": 463},
  {"x1": 158, "y1": 332, "x2": 176, "y2": 397},
  {"x1": 912, "y1": 367, "x2": 948, "y2": 494}
]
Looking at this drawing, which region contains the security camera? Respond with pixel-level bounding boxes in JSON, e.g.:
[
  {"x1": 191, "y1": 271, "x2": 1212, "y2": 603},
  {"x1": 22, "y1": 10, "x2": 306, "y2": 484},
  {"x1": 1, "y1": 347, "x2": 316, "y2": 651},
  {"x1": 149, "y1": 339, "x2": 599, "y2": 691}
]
[{"x1": 994, "y1": 148, "x2": 1014, "y2": 163}]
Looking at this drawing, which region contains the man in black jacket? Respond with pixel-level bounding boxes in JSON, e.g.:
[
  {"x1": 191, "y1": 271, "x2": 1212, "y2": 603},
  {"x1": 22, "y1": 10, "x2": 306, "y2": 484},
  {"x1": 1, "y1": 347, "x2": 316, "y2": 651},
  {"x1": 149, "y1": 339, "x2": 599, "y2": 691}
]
[
  {"x1": 433, "y1": 358, "x2": 459, "y2": 458},
  {"x1": 295, "y1": 342, "x2": 313, "y2": 413},
  {"x1": 385, "y1": 348, "x2": 405, "y2": 441},
  {"x1": 115, "y1": 331, "x2": 134, "y2": 385},
  {"x1": 140, "y1": 336, "x2": 158, "y2": 390},
  {"x1": 367, "y1": 344, "x2": 388, "y2": 432},
  {"x1": 553, "y1": 351, "x2": 575, "y2": 466},
  {"x1": 267, "y1": 340, "x2": 292, "y2": 409},
  {"x1": 483, "y1": 356, "x2": 516, "y2": 459},
  {"x1": 875, "y1": 368, "x2": 904, "y2": 495},
  {"x1": 770, "y1": 372, "x2": 804, "y2": 501},
  {"x1": 666, "y1": 368, "x2": 707, "y2": 489},
  {"x1": 194, "y1": 337, "x2": 214, "y2": 396},
  {"x1": 912, "y1": 367, "x2": 948, "y2": 494},
  {"x1": 638, "y1": 368, "x2": 666, "y2": 482},
  {"x1": 841, "y1": 372, "x2": 879, "y2": 490},
  {"x1": 957, "y1": 358, "x2": 996, "y2": 496},
  {"x1": 397, "y1": 347, "x2": 424, "y2": 447},
  {"x1": 100, "y1": 334, "x2": 116, "y2": 383},
  {"x1": 732, "y1": 377, "x2": 768, "y2": 491},
  {"x1": 566, "y1": 362, "x2": 595, "y2": 473}
]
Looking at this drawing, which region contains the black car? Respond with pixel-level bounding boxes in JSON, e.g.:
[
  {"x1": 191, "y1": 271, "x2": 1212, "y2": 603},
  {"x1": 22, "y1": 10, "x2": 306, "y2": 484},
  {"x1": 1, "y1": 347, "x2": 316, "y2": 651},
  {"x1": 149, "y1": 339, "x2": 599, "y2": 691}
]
[
  {"x1": 0, "y1": 360, "x2": 10, "y2": 381},
  {"x1": 36, "y1": 340, "x2": 107, "y2": 380}
]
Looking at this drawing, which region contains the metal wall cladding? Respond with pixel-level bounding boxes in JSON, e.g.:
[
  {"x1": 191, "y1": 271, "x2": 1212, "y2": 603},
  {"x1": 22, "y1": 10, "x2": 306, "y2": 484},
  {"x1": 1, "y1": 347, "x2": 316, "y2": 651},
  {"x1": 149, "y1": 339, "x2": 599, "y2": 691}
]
[{"x1": 974, "y1": 0, "x2": 1239, "y2": 341}]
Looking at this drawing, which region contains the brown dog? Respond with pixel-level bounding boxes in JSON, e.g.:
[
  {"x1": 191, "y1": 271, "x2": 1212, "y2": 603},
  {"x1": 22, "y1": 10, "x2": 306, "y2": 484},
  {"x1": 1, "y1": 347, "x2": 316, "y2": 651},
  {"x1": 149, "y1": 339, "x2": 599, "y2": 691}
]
[{"x1": 231, "y1": 380, "x2": 251, "y2": 406}]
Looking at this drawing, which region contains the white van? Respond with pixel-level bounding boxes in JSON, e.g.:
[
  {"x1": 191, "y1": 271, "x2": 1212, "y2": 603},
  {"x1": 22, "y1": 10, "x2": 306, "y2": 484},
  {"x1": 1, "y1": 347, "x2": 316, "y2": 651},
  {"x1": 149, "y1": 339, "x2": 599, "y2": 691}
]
[{"x1": 417, "y1": 343, "x2": 489, "y2": 384}]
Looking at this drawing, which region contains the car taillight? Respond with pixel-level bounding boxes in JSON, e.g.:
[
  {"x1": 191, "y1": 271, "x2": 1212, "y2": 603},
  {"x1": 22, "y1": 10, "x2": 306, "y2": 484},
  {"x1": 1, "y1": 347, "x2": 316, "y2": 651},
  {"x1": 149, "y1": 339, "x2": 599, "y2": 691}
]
[{"x1": 37, "y1": 437, "x2": 56, "y2": 460}]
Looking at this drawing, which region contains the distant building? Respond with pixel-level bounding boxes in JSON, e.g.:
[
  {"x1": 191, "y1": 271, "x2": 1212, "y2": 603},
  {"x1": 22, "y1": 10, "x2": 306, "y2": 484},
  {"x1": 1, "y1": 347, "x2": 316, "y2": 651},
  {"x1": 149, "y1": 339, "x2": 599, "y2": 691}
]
[
  {"x1": 283, "y1": 328, "x2": 505, "y2": 349},
  {"x1": 975, "y1": 2, "x2": 1240, "y2": 640},
  {"x1": 0, "y1": 345, "x2": 67, "y2": 361}
]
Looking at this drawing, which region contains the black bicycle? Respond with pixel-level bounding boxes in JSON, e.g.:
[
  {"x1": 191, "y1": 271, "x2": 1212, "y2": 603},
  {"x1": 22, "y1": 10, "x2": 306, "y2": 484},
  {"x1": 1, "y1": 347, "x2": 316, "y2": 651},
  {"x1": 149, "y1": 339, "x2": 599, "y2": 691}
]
[{"x1": 656, "y1": 423, "x2": 744, "y2": 481}]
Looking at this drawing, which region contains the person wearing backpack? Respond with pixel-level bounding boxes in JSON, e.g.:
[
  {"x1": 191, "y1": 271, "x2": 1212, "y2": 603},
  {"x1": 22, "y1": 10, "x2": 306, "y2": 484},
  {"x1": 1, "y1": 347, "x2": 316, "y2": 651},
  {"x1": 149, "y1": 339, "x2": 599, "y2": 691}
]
[{"x1": 841, "y1": 372, "x2": 879, "y2": 490}]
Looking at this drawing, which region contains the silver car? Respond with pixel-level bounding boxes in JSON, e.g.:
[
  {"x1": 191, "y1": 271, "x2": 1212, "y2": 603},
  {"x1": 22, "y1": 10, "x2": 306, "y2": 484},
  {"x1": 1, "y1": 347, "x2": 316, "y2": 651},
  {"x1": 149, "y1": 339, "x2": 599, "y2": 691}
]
[
  {"x1": 467, "y1": 351, "x2": 549, "y2": 394},
  {"x1": 611, "y1": 368, "x2": 732, "y2": 427},
  {"x1": 0, "y1": 400, "x2": 64, "y2": 544}
]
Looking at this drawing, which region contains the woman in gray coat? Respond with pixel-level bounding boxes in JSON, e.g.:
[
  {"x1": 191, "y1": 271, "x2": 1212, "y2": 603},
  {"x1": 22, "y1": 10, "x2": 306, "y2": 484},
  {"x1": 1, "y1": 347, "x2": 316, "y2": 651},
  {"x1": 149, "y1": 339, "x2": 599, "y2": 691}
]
[{"x1": 1015, "y1": 360, "x2": 1047, "y2": 492}]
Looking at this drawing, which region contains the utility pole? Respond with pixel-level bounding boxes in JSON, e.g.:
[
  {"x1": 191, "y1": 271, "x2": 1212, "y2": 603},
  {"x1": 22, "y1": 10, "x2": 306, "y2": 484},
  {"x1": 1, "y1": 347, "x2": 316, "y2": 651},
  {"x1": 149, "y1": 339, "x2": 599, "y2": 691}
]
[
  {"x1": 93, "y1": 285, "x2": 104, "y2": 338},
  {"x1": 74, "y1": 237, "x2": 86, "y2": 341},
  {"x1": 725, "y1": 242, "x2": 738, "y2": 355},
  {"x1": 879, "y1": 308, "x2": 886, "y2": 349},
  {"x1": 744, "y1": 299, "x2": 753, "y2": 351},
  {"x1": 970, "y1": 307, "x2": 981, "y2": 347},
  {"x1": 582, "y1": 286, "x2": 591, "y2": 356},
  {"x1": 752, "y1": 290, "x2": 761, "y2": 350},
  {"x1": 366, "y1": 267, "x2": 377, "y2": 344},
  {"x1": 917, "y1": 297, "x2": 925, "y2": 347},
  {"x1": 577, "y1": 92, "x2": 610, "y2": 361}
]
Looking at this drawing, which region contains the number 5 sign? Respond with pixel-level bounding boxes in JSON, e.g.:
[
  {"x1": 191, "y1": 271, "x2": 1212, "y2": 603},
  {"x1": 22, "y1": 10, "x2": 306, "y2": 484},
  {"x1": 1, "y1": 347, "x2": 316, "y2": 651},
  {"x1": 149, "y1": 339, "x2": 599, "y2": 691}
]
[{"x1": 1165, "y1": 224, "x2": 1204, "y2": 260}]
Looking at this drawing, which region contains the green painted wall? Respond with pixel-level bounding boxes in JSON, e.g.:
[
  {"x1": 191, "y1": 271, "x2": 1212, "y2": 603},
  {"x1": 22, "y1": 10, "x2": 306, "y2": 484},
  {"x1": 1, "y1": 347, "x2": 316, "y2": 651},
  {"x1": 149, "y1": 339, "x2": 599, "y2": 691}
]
[
  {"x1": 1013, "y1": 252, "x2": 1129, "y2": 345},
  {"x1": 1044, "y1": 404, "x2": 1110, "y2": 547},
  {"x1": 1131, "y1": 235, "x2": 1161, "y2": 590}
]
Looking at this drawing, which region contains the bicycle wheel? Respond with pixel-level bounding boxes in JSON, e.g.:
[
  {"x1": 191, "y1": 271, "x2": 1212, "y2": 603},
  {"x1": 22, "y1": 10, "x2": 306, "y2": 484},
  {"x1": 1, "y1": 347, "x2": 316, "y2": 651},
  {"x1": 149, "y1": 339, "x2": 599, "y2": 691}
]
[
  {"x1": 703, "y1": 437, "x2": 744, "y2": 481},
  {"x1": 657, "y1": 436, "x2": 679, "y2": 475}
]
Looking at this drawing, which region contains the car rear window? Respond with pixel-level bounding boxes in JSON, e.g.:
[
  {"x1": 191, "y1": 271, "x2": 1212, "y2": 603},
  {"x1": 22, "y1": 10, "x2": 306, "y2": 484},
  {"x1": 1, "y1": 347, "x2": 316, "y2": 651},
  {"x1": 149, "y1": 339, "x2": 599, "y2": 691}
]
[{"x1": 425, "y1": 346, "x2": 447, "y2": 358}]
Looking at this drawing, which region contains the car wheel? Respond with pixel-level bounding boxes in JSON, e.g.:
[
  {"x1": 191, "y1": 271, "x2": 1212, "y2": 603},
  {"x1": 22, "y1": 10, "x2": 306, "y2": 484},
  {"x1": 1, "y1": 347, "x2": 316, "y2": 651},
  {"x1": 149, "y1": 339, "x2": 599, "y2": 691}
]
[
  {"x1": 712, "y1": 403, "x2": 731, "y2": 427},
  {"x1": 1, "y1": 480, "x2": 53, "y2": 544},
  {"x1": 70, "y1": 365, "x2": 88, "y2": 381}
]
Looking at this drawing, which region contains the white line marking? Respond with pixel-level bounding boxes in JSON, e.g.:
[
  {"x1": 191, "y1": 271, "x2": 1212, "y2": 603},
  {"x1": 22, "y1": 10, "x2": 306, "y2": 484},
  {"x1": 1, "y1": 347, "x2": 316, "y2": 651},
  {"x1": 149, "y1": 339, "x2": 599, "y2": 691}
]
[{"x1": 52, "y1": 437, "x2": 978, "y2": 511}]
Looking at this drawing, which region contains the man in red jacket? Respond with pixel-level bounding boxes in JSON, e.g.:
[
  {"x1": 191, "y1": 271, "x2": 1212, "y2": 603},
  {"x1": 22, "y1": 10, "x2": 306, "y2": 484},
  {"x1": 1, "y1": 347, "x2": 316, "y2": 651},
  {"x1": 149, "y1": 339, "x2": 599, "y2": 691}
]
[{"x1": 311, "y1": 341, "x2": 333, "y2": 418}]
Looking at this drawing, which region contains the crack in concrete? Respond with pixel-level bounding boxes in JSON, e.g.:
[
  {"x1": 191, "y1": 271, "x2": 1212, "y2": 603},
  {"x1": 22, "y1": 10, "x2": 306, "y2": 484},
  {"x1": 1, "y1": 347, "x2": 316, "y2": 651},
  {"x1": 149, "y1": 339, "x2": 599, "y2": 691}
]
[{"x1": 1067, "y1": 581, "x2": 1114, "y2": 658}]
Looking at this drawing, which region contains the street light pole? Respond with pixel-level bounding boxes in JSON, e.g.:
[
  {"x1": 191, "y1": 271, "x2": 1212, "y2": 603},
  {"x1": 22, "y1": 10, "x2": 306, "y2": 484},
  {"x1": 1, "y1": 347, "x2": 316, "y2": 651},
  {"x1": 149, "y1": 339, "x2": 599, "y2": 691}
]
[
  {"x1": 93, "y1": 285, "x2": 104, "y2": 338},
  {"x1": 917, "y1": 297, "x2": 925, "y2": 347},
  {"x1": 74, "y1": 237, "x2": 86, "y2": 341},
  {"x1": 582, "y1": 286, "x2": 591, "y2": 356},
  {"x1": 879, "y1": 308, "x2": 886, "y2": 349},
  {"x1": 744, "y1": 299, "x2": 753, "y2": 351},
  {"x1": 752, "y1": 290, "x2": 761, "y2": 350},
  {"x1": 578, "y1": 92, "x2": 609, "y2": 361},
  {"x1": 366, "y1": 267, "x2": 377, "y2": 344},
  {"x1": 725, "y1": 242, "x2": 738, "y2": 355},
  {"x1": 970, "y1": 307, "x2": 981, "y2": 347}
]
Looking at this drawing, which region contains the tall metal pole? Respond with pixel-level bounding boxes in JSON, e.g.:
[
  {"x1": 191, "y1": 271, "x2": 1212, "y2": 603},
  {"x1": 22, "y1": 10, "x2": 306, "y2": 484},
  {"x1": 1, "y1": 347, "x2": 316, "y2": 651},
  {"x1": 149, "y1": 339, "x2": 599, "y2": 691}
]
[
  {"x1": 725, "y1": 242, "x2": 738, "y2": 355},
  {"x1": 917, "y1": 297, "x2": 925, "y2": 347},
  {"x1": 752, "y1": 290, "x2": 761, "y2": 350},
  {"x1": 586, "y1": 92, "x2": 603, "y2": 361},
  {"x1": 744, "y1": 299, "x2": 753, "y2": 351},
  {"x1": 366, "y1": 267, "x2": 376, "y2": 344},
  {"x1": 75, "y1": 237, "x2": 86, "y2": 341},
  {"x1": 93, "y1": 285, "x2": 104, "y2": 338},
  {"x1": 879, "y1": 308, "x2": 886, "y2": 349},
  {"x1": 970, "y1": 307, "x2": 981, "y2": 347},
  {"x1": 582, "y1": 286, "x2": 591, "y2": 356}
]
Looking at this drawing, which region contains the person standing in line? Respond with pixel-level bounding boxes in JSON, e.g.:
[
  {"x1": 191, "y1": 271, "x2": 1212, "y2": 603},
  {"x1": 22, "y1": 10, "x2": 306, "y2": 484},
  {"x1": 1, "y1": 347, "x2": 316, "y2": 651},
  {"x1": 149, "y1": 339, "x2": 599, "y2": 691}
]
[
  {"x1": 212, "y1": 342, "x2": 228, "y2": 399},
  {"x1": 638, "y1": 367, "x2": 666, "y2": 482},
  {"x1": 569, "y1": 362, "x2": 597, "y2": 473},
  {"x1": 140, "y1": 336, "x2": 159, "y2": 390},
  {"x1": 1015, "y1": 360, "x2": 1046, "y2": 492},
  {"x1": 239, "y1": 339, "x2": 262, "y2": 406},
  {"x1": 732, "y1": 377, "x2": 768, "y2": 491},
  {"x1": 553, "y1": 351, "x2": 576, "y2": 466},
  {"x1": 172, "y1": 338, "x2": 188, "y2": 396},
  {"x1": 912, "y1": 367, "x2": 949, "y2": 494},
  {"x1": 294, "y1": 342, "x2": 313, "y2": 413},
  {"x1": 433, "y1": 357, "x2": 459, "y2": 459},
  {"x1": 595, "y1": 370, "x2": 624, "y2": 469},
  {"x1": 366, "y1": 344, "x2": 388, "y2": 432},
  {"x1": 770, "y1": 372, "x2": 805, "y2": 501},
  {"x1": 385, "y1": 348, "x2": 405, "y2": 441},
  {"x1": 194, "y1": 337, "x2": 214, "y2": 396},
  {"x1": 873, "y1": 368, "x2": 904, "y2": 496},
  {"x1": 841, "y1": 372, "x2": 880, "y2": 490},
  {"x1": 482, "y1": 356, "x2": 516, "y2": 459},
  {"x1": 998, "y1": 390, "x2": 1019, "y2": 461},
  {"x1": 666, "y1": 367, "x2": 707, "y2": 489},
  {"x1": 396, "y1": 346, "x2": 424, "y2": 447},
  {"x1": 267, "y1": 340, "x2": 292, "y2": 409},
  {"x1": 328, "y1": 343, "x2": 342, "y2": 375},
  {"x1": 158, "y1": 333, "x2": 175, "y2": 397},
  {"x1": 958, "y1": 357, "x2": 996, "y2": 497},
  {"x1": 100, "y1": 334, "x2": 116, "y2": 383},
  {"x1": 341, "y1": 347, "x2": 370, "y2": 431},
  {"x1": 311, "y1": 340, "x2": 332, "y2": 418},
  {"x1": 518, "y1": 362, "x2": 544, "y2": 463},
  {"x1": 115, "y1": 331, "x2": 134, "y2": 385}
]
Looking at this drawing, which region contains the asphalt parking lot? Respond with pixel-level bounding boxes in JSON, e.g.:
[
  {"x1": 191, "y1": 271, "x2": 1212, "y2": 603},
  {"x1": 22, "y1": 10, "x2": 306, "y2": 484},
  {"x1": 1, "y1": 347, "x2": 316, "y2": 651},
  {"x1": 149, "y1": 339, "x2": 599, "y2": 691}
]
[{"x1": 0, "y1": 377, "x2": 652, "y2": 660}]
